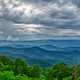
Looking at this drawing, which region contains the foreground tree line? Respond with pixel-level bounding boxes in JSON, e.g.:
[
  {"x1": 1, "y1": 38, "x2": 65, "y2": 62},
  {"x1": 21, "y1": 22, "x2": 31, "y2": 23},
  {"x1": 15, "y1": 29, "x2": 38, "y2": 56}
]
[{"x1": 0, "y1": 56, "x2": 80, "y2": 80}]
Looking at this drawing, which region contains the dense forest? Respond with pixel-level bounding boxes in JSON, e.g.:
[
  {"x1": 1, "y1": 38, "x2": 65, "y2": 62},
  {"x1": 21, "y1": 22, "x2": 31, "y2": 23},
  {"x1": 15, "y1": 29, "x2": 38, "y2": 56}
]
[{"x1": 0, "y1": 55, "x2": 79, "y2": 80}]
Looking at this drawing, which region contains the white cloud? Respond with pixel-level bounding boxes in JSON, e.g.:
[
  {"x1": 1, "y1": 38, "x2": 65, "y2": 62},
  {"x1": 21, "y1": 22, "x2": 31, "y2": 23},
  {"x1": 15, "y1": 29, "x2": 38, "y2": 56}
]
[
  {"x1": 0, "y1": 31, "x2": 3, "y2": 34},
  {"x1": 12, "y1": 23, "x2": 80, "y2": 37},
  {"x1": 0, "y1": 0, "x2": 80, "y2": 24},
  {"x1": 57, "y1": 29, "x2": 80, "y2": 36},
  {"x1": 0, "y1": 0, "x2": 80, "y2": 40}
]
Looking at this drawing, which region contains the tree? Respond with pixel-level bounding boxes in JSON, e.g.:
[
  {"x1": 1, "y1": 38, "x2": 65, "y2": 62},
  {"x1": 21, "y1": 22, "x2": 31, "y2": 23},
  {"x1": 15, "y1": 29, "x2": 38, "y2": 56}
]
[
  {"x1": 16, "y1": 75, "x2": 29, "y2": 80},
  {"x1": 48, "y1": 63, "x2": 71, "y2": 80},
  {"x1": 0, "y1": 71, "x2": 15, "y2": 80},
  {"x1": 13, "y1": 58, "x2": 28, "y2": 75},
  {"x1": 30, "y1": 64, "x2": 42, "y2": 78},
  {"x1": 72, "y1": 66, "x2": 78, "y2": 80},
  {"x1": 0, "y1": 56, "x2": 13, "y2": 65}
]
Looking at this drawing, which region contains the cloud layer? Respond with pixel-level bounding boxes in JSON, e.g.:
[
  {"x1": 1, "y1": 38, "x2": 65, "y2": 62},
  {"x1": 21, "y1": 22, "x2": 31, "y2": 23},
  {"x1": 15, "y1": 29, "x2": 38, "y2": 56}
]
[
  {"x1": 0, "y1": 0, "x2": 80, "y2": 23},
  {"x1": 0, "y1": 0, "x2": 80, "y2": 40}
]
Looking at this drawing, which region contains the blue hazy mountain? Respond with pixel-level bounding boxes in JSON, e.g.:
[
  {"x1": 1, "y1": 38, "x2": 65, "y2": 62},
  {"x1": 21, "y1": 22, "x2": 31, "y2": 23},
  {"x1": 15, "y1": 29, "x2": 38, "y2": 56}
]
[{"x1": 0, "y1": 39, "x2": 80, "y2": 66}]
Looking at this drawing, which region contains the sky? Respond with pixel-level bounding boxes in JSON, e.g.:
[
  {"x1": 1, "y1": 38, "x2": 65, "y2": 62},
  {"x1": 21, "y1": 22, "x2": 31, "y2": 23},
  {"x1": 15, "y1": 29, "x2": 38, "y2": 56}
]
[{"x1": 0, "y1": 0, "x2": 80, "y2": 40}]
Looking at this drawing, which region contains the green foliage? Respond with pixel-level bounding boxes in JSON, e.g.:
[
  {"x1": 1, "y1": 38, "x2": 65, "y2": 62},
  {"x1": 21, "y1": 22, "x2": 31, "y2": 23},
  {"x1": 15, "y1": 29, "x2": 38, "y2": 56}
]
[
  {"x1": 0, "y1": 56, "x2": 13, "y2": 65},
  {"x1": 48, "y1": 63, "x2": 71, "y2": 80},
  {"x1": 30, "y1": 64, "x2": 42, "y2": 78},
  {"x1": 0, "y1": 71, "x2": 15, "y2": 80},
  {"x1": 0, "y1": 71, "x2": 30, "y2": 80},
  {"x1": 13, "y1": 58, "x2": 27, "y2": 75},
  {"x1": 16, "y1": 75, "x2": 29, "y2": 80},
  {"x1": 63, "y1": 76, "x2": 72, "y2": 80},
  {"x1": 0, "y1": 55, "x2": 80, "y2": 80},
  {"x1": 72, "y1": 66, "x2": 78, "y2": 80}
]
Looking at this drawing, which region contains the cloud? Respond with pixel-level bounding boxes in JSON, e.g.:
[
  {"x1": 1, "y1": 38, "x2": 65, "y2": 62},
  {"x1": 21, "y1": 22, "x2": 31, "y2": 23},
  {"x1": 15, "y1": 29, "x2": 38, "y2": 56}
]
[
  {"x1": 10, "y1": 24, "x2": 80, "y2": 37},
  {"x1": 0, "y1": 20, "x2": 80, "y2": 40},
  {"x1": 0, "y1": 0, "x2": 80, "y2": 40},
  {"x1": 0, "y1": 0, "x2": 80, "y2": 24}
]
